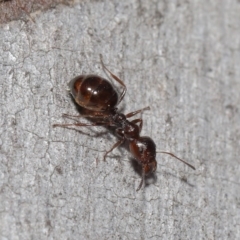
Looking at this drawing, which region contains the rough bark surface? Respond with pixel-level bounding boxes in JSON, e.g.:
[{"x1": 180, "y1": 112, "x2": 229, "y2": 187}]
[{"x1": 0, "y1": 1, "x2": 239, "y2": 239}]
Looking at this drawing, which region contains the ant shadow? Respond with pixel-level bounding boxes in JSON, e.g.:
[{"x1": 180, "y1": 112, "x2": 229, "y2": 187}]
[{"x1": 156, "y1": 165, "x2": 195, "y2": 188}]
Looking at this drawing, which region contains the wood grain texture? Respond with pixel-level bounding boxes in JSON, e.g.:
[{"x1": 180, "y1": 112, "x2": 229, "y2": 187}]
[
  {"x1": 0, "y1": 0, "x2": 73, "y2": 24},
  {"x1": 0, "y1": 1, "x2": 239, "y2": 239}
]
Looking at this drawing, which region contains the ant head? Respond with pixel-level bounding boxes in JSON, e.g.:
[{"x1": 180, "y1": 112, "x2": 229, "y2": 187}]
[{"x1": 143, "y1": 160, "x2": 157, "y2": 175}]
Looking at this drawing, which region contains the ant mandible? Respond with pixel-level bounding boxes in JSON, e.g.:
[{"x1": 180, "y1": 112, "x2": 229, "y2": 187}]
[{"x1": 53, "y1": 55, "x2": 195, "y2": 191}]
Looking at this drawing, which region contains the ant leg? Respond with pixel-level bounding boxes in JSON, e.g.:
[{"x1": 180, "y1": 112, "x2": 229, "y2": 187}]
[
  {"x1": 136, "y1": 171, "x2": 145, "y2": 191},
  {"x1": 131, "y1": 119, "x2": 143, "y2": 132},
  {"x1": 100, "y1": 54, "x2": 126, "y2": 105},
  {"x1": 126, "y1": 107, "x2": 149, "y2": 133},
  {"x1": 53, "y1": 121, "x2": 109, "y2": 128},
  {"x1": 62, "y1": 108, "x2": 109, "y2": 119},
  {"x1": 62, "y1": 112, "x2": 107, "y2": 120},
  {"x1": 103, "y1": 128, "x2": 125, "y2": 161},
  {"x1": 103, "y1": 138, "x2": 125, "y2": 161},
  {"x1": 62, "y1": 113, "x2": 83, "y2": 118},
  {"x1": 60, "y1": 113, "x2": 91, "y2": 122},
  {"x1": 125, "y1": 106, "x2": 150, "y2": 118}
]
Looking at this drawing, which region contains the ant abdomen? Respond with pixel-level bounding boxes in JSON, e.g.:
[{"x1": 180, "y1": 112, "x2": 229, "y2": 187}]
[{"x1": 69, "y1": 75, "x2": 119, "y2": 111}]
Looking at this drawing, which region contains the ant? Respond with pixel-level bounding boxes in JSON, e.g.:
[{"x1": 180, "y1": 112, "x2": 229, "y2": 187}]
[{"x1": 53, "y1": 55, "x2": 195, "y2": 191}]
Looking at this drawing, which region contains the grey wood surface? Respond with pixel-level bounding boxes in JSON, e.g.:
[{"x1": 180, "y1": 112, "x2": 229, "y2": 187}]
[{"x1": 1, "y1": 1, "x2": 239, "y2": 239}]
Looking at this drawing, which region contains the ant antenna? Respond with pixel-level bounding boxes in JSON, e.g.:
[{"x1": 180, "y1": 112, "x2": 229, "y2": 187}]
[
  {"x1": 99, "y1": 54, "x2": 126, "y2": 105},
  {"x1": 158, "y1": 151, "x2": 196, "y2": 170}
]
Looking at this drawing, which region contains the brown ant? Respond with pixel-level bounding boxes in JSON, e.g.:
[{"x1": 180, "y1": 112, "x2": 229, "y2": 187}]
[{"x1": 53, "y1": 55, "x2": 195, "y2": 191}]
